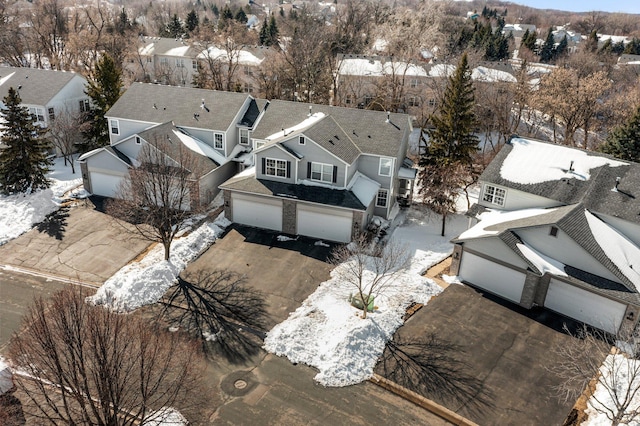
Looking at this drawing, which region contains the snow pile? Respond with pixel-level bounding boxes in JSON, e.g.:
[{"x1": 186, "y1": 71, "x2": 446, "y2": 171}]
[
  {"x1": 87, "y1": 214, "x2": 231, "y2": 312},
  {"x1": 264, "y1": 258, "x2": 442, "y2": 387},
  {"x1": 0, "y1": 357, "x2": 13, "y2": 395},
  {"x1": 583, "y1": 354, "x2": 640, "y2": 426},
  {"x1": 585, "y1": 210, "x2": 640, "y2": 291},
  {"x1": 501, "y1": 138, "x2": 627, "y2": 184},
  {"x1": 0, "y1": 157, "x2": 81, "y2": 245},
  {"x1": 144, "y1": 407, "x2": 188, "y2": 426}
]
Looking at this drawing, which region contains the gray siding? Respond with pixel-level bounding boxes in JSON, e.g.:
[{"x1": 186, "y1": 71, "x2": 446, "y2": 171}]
[
  {"x1": 478, "y1": 182, "x2": 562, "y2": 211},
  {"x1": 255, "y1": 146, "x2": 296, "y2": 184},
  {"x1": 281, "y1": 137, "x2": 347, "y2": 187},
  {"x1": 357, "y1": 154, "x2": 393, "y2": 189},
  {"x1": 108, "y1": 119, "x2": 155, "y2": 144},
  {"x1": 86, "y1": 150, "x2": 129, "y2": 175},
  {"x1": 199, "y1": 161, "x2": 235, "y2": 204}
]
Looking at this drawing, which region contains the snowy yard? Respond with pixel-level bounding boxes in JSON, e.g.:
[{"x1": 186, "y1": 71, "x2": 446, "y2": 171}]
[{"x1": 0, "y1": 157, "x2": 82, "y2": 246}]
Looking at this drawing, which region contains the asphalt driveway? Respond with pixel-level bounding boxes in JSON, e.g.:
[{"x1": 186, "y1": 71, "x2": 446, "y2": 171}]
[
  {"x1": 0, "y1": 202, "x2": 151, "y2": 285},
  {"x1": 378, "y1": 284, "x2": 603, "y2": 426}
]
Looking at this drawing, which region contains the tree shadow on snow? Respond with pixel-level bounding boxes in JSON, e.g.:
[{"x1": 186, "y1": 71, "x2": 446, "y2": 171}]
[{"x1": 35, "y1": 206, "x2": 70, "y2": 240}]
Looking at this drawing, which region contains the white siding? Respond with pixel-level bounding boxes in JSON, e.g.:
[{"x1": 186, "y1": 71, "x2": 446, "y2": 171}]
[
  {"x1": 297, "y1": 204, "x2": 352, "y2": 243},
  {"x1": 458, "y1": 251, "x2": 526, "y2": 303},
  {"x1": 231, "y1": 193, "x2": 282, "y2": 231}
]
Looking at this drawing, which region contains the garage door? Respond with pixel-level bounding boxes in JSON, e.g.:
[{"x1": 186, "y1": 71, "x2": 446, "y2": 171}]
[
  {"x1": 90, "y1": 171, "x2": 125, "y2": 197},
  {"x1": 545, "y1": 278, "x2": 626, "y2": 334},
  {"x1": 458, "y1": 251, "x2": 526, "y2": 304},
  {"x1": 232, "y1": 193, "x2": 282, "y2": 232},
  {"x1": 297, "y1": 204, "x2": 353, "y2": 243}
]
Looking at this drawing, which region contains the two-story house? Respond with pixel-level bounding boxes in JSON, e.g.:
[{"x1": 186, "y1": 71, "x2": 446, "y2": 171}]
[
  {"x1": 450, "y1": 137, "x2": 640, "y2": 335},
  {"x1": 219, "y1": 100, "x2": 414, "y2": 243},
  {"x1": 126, "y1": 37, "x2": 201, "y2": 86},
  {"x1": 0, "y1": 66, "x2": 89, "y2": 130},
  {"x1": 78, "y1": 83, "x2": 264, "y2": 205}
]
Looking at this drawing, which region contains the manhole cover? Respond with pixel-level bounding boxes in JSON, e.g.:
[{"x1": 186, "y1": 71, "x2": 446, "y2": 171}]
[
  {"x1": 234, "y1": 379, "x2": 247, "y2": 389},
  {"x1": 221, "y1": 370, "x2": 257, "y2": 396}
]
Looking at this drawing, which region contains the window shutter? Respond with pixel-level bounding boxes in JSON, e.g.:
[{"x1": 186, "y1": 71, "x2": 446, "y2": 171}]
[
  {"x1": 332, "y1": 166, "x2": 338, "y2": 183},
  {"x1": 262, "y1": 157, "x2": 266, "y2": 175},
  {"x1": 287, "y1": 161, "x2": 291, "y2": 178},
  {"x1": 307, "y1": 162, "x2": 312, "y2": 179}
]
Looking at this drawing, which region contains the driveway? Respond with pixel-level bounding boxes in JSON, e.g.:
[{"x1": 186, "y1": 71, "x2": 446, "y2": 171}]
[
  {"x1": 377, "y1": 284, "x2": 602, "y2": 426},
  {"x1": 0, "y1": 202, "x2": 151, "y2": 285},
  {"x1": 183, "y1": 225, "x2": 452, "y2": 424}
]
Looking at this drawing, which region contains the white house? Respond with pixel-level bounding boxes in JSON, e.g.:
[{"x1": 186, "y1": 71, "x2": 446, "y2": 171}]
[{"x1": 451, "y1": 137, "x2": 640, "y2": 335}]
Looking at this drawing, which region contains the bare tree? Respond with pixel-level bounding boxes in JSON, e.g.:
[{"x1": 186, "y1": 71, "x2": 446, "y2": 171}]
[
  {"x1": 48, "y1": 106, "x2": 85, "y2": 174},
  {"x1": 550, "y1": 326, "x2": 640, "y2": 426},
  {"x1": 108, "y1": 137, "x2": 202, "y2": 261},
  {"x1": 330, "y1": 235, "x2": 410, "y2": 319},
  {"x1": 156, "y1": 269, "x2": 268, "y2": 361},
  {"x1": 7, "y1": 287, "x2": 208, "y2": 425}
]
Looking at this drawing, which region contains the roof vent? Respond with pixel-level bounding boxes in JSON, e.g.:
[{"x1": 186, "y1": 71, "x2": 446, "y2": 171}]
[
  {"x1": 569, "y1": 160, "x2": 574, "y2": 172},
  {"x1": 201, "y1": 99, "x2": 210, "y2": 112},
  {"x1": 616, "y1": 176, "x2": 621, "y2": 190},
  {"x1": 153, "y1": 103, "x2": 157, "y2": 109},
  {"x1": 308, "y1": 105, "x2": 312, "y2": 116},
  {"x1": 386, "y1": 111, "x2": 390, "y2": 123},
  {"x1": 193, "y1": 113, "x2": 199, "y2": 120}
]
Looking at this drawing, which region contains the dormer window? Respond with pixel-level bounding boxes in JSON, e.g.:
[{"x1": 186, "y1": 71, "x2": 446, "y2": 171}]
[
  {"x1": 299, "y1": 136, "x2": 305, "y2": 145},
  {"x1": 482, "y1": 184, "x2": 505, "y2": 207}
]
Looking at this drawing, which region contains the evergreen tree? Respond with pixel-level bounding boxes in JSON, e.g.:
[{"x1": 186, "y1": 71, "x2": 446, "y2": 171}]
[
  {"x1": 259, "y1": 17, "x2": 269, "y2": 45},
  {"x1": 268, "y1": 14, "x2": 279, "y2": 45},
  {"x1": 115, "y1": 7, "x2": 129, "y2": 35},
  {"x1": 555, "y1": 35, "x2": 568, "y2": 58},
  {"x1": 166, "y1": 14, "x2": 184, "y2": 38},
  {"x1": 80, "y1": 54, "x2": 123, "y2": 152},
  {"x1": 585, "y1": 30, "x2": 599, "y2": 53},
  {"x1": 599, "y1": 105, "x2": 640, "y2": 162},
  {"x1": 540, "y1": 28, "x2": 555, "y2": 63},
  {"x1": 624, "y1": 38, "x2": 640, "y2": 55},
  {"x1": 211, "y1": 4, "x2": 219, "y2": 17},
  {"x1": 521, "y1": 29, "x2": 537, "y2": 52},
  {"x1": 186, "y1": 10, "x2": 199, "y2": 32},
  {"x1": 418, "y1": 53, "x2": 479, "y2": 236},
  {"x1": 235, "y1": 8, "x2": 247, "y2": 24},
  {"x1": 0, "y1": 87, "x2": 52, "y2": 194}
]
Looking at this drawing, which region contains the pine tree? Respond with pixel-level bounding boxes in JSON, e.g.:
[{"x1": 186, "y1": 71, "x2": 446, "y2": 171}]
[
  {"x1": 418, "y1": 53, "x2": 479, "y2": 236},
  {"x1": 555, "y1": 35, "x2": 568, "y2": 58},
  {"x1": 79, "y1": 54, "x2": 123, "y2": 152},
  {"x1": 186, "y1": 10, "x2": 199, "y2": 32},
  {"x1": 0, "y1": 87, "x2": 53, "y2": 194},
  {"x1": 166, "y1": 14, "x2": 184, "y2": 38},
  {"x1": 259, "y1": 17, "x2": 269, "y2": 45},
  {"x1": 585, "y1": 30, "x2": 599, "y2": 53},
  {"x1": 268, "y1": 14, "x2": 279, "y2": 45},
  {"x1": 211, "y1": 4, "x2": 219, "y2": 17},
  {"x1": 599, "y1": 105, "x2": 640, "y2": 162},
  {"x1": 235, "y1": 8, "x2": 247, "y2": 24},
  {"x1": 540, "y1": 28, "x2": 555, "y2": 63}
]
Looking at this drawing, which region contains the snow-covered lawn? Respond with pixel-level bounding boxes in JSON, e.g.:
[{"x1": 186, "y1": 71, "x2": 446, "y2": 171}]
[
  {"x1": 87, "y1": 214, "x2": 230, "y2": 312},
  {"x1": 264, "y1": 204, "x2": 472, "y2": 387},
  {"x1": 0, "y1": 157, "x2": 81, "y2": 246}
]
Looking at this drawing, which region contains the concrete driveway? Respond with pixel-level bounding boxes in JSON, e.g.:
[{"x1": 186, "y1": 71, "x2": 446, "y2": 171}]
[
  {"x1": 378, "y1": 284, "x2": 602, "y2": 426},
  {"x1": 0, "y1": 202, "x2": 151, "y2": 284}
]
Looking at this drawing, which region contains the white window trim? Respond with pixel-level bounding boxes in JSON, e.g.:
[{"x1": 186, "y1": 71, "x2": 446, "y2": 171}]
[
  {"x1": 376, "y1": 189, "x2": 388, "y2": 207},
  {"x1": 379, "y1": 157, "x2": 393, "y2": 177},
  {"x1": 311, "y1": 162, "x2": 333, "y2": 183},
  {"x1": 482, "y1": 184, "x2": 506, "y2": 207},
  {"x1": 265, "y1": 158, "x2": 288, "y2": 178},
  {"x1": 239, "y1": 128, "x2": 249, "y2": 145},
  {"x1": 299, "y1": 135, "x2": 305, "y2": 145},
  {"x1": 214, "y1": 133, "x2": 224, "y2": 150},
  {"x1": 110, "y1": 119, "x2": 119, "y2": 135},
  {"x1": 255, "y1": 140, "x2": 266, "y2": 150}
]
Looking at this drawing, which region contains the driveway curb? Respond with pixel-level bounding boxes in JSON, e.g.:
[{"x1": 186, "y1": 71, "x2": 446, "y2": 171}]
[{"x1": 369, "y1": 374, "x2": 478, "y2": 426}]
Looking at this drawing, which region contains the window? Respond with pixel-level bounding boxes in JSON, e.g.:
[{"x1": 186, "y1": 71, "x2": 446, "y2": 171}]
[
  {"x1": 255, "y1": 141, "x2": 266, "y2": 150},
  {"x1": 299, "y1": 136, "x2": 305, "y2": 145},
  {"x1": 48, "y1": 107, "x2": 55, "y2": 121},
  {"x1": 244, "y1": 65, "x2": 254, "y2": 76},
  {"x1": 345, "y1": 95, "x2": 352, "y2": 105},
  {"x1": 379, "y1": 157, "x2": 392, "y2": 176},
  {"x1": 265, "y1": 158, "x2": 287, "y2": 178},
  {"x1": 408, "y1": 97, "x2": 419, "y2": 107},
  {"x1": 79, "y1": 99, "x2": 90, "y2": 112},
  {"x1": 376, "y1": 189, "x2": 388, "y2": 207},
  {"x1": 146, "y1": 57, "x2": 152, "y2": 63},
  {"x1": 311, "y1": 162, "x2": 333, "y2": 183},
  {"x1": 160, "y1": 57, "x2": 169, "y2": 66},
  {"x1": 243, "y1": 83, "x2": 254, "y2": 93},
  {"x1": 28, "y1": 107, "x2": 44, "y2": 123},
  {"x1": 110, "y1": 119, "x2": 119, "y2": 135},
  {"x1": 550, "y1": 226, "x2": 559, "y2": 237},
  {"x1": 428, "y1": 98, "x2": 436, "y2": 107},
  {"x1": 482, "y1": 185, "x2": 506, "y2": 206},
  {"x1": 410, "y1": 79, "x2": 419, "y2": 88},
  {"x1": 135, "y1": 136, "x2": 141, "y2": 145},
  {"x1": 192, "y1": 60, "x2": 198, "y2": 70},
  {"x1": 176, "y1": 58, "x2": 184, "y2": 68},
  {"x1": 239, "y1": 128, "x2": 249, "y2": 145},
  {"x1": 214, "y1": 133, "x2": 223, "y2": 150},
  {"x1": 364, "y1": 95, "x2": 374, "y2": 106}
]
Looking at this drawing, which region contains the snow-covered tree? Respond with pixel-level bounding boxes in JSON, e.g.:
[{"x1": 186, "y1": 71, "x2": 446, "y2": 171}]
[{"x1": 0, "y1": 87, "x2": 52, "y2": 195}]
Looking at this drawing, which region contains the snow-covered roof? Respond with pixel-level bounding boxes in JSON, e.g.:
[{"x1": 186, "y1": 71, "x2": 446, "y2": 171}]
[
  {"x1": 338, "y1": 58, "x2": 428, "y2": 77},
  {"x1": 347, "y1": 172, "x2": 380, "y2": 206},
  {"x1": 264, "y1": 112, "x2": 326, "y2": 142},
  {"x1": 429, "y1": 64, "x2": 455, "y2": 77},
  {"x1": 516, "y1": 242, "x2": 567, "y2": 277},
  {"x1": 197, "y1": 46, "x2": 264, "y2": 66},
  {"x1": 143, "y1": 407, "x2": 188, "y2": 426},
  {"x1": 172, "y1": 129, "x2": 228, "y2": 166},
  {"x1": 585, "y1": 210, "x2": 640, "y2": 291},
  {"x1": 472, "y1": 66, "x2": 517, "y2": 83},
  {"x1": 458, "y1": 207, "x2": 557, "y2": 240},
  {"x1": 500, "y1": 138, "x2": 627, "y2": 185}
]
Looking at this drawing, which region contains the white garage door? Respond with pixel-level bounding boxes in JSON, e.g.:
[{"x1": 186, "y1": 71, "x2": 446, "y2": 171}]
[
  {"x1": 545, "y1": 278, "x2": 626, "y2": 334},
  {"x1": 232, "y1": 193, "x2": 282, "y2": 232},
  {"x1": 458, "y1": 251, "x2": 526, "y2": 304},
  {"x1": 297, "y1": 204, "x2": 352, "y2": 243},
  {"x1": 90, "y1": 171, "x2": 125, "y2": 197}
]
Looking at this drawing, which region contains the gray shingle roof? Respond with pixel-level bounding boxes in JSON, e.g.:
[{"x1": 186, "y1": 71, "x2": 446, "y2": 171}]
[
  {"x1": 301, "y1": 115, "x2": 360, "y2": 164},
  {"x1": 252, "y1": 100, "x2": 410, "y2": 158},
  {"x1": 220, "y1": 173, "x2": 366, "y2": 210},
  {"x1": 106, "y1": 83, "x2": 251, "y2": 132},
  {"x1": 0, "y1": 66, "x2": 81, "y2": 106}
]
